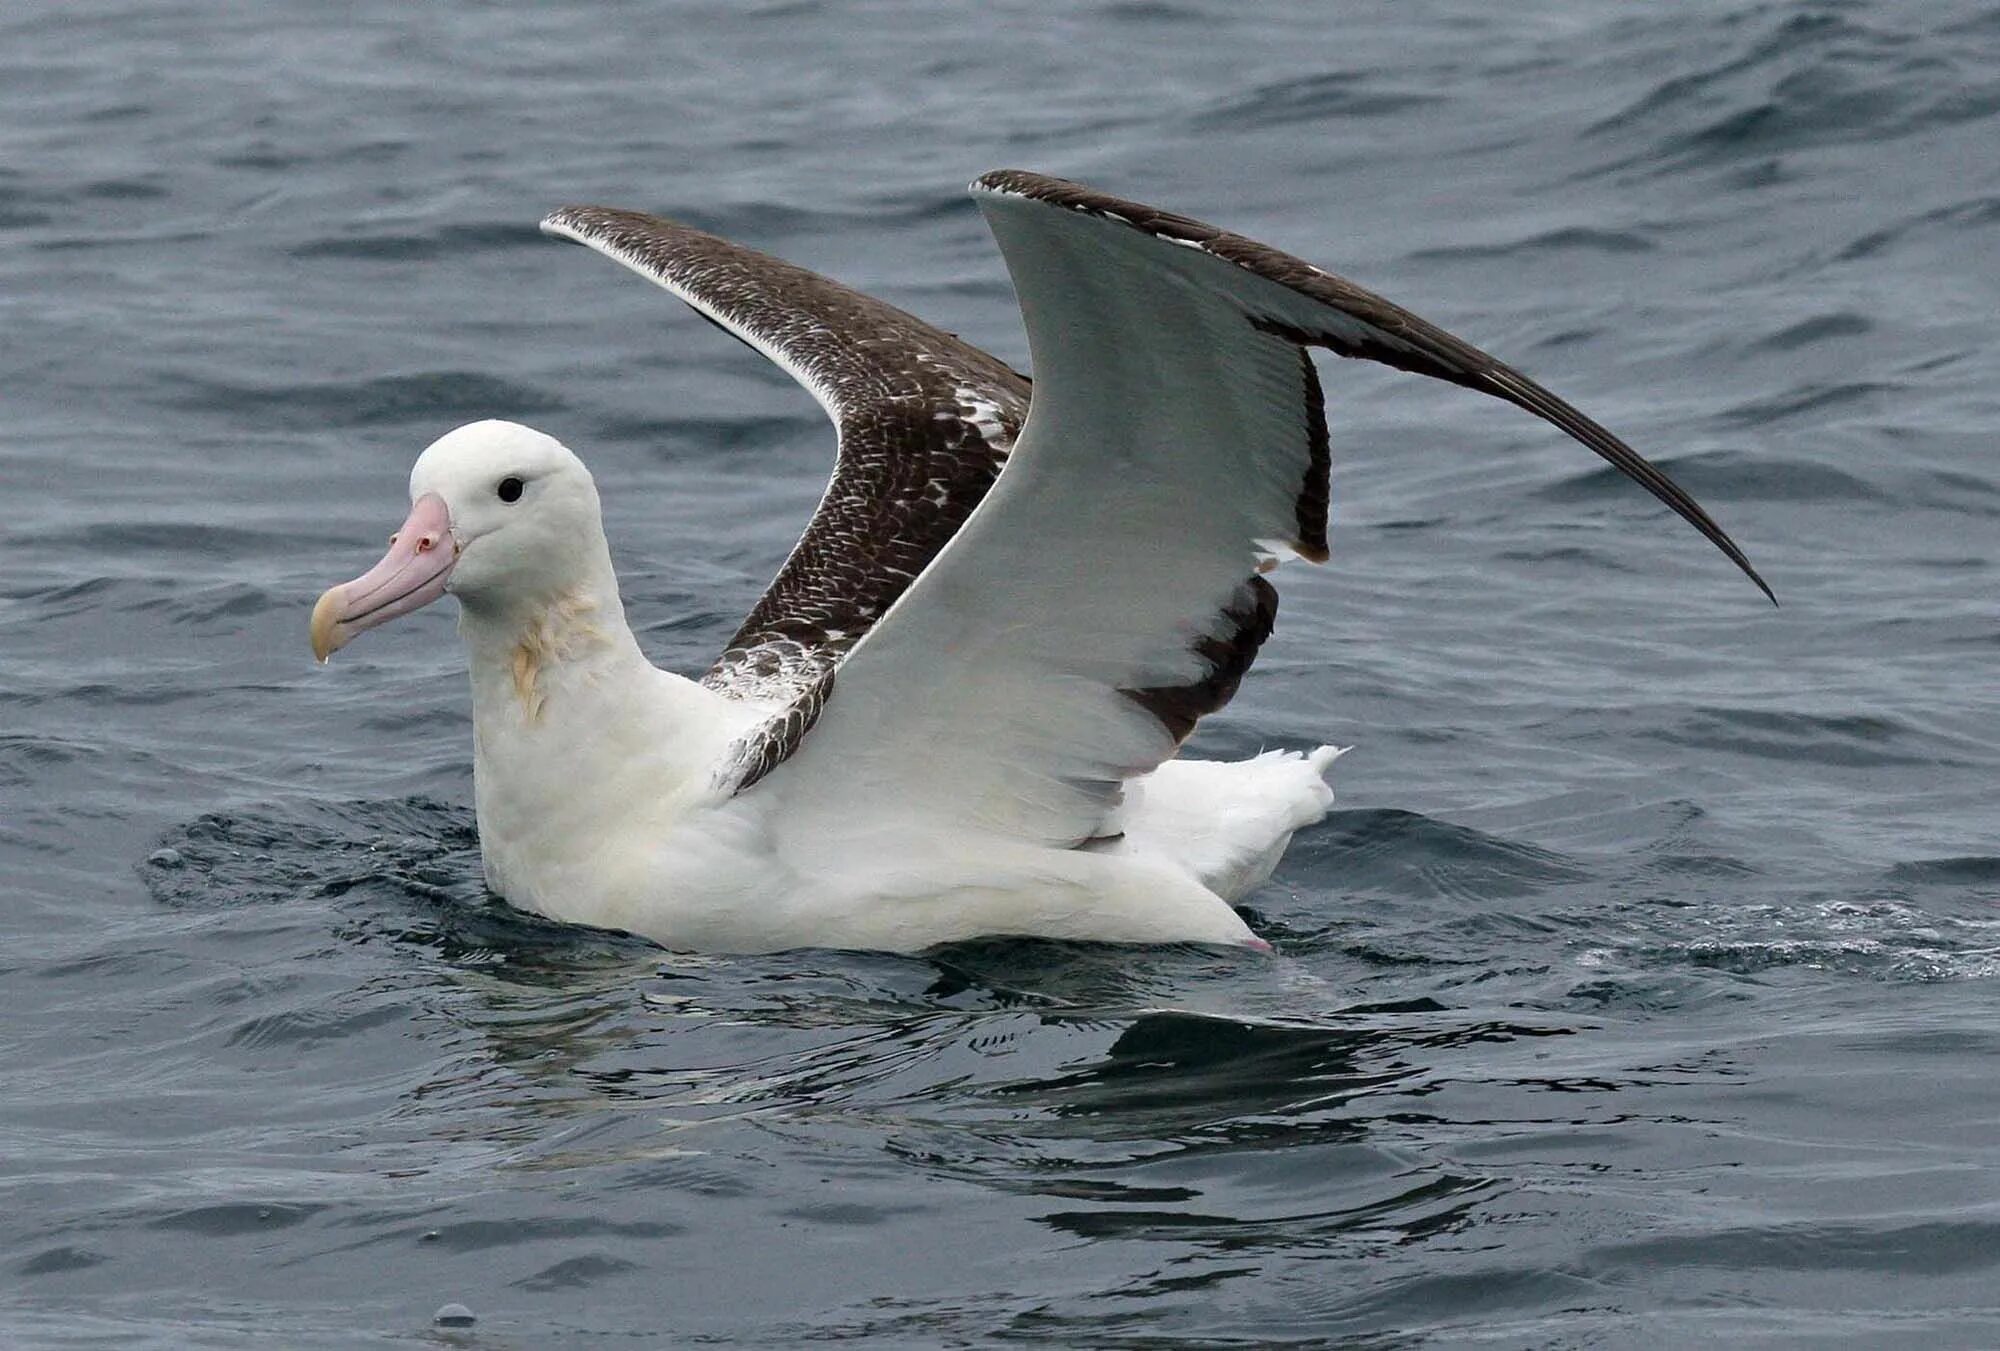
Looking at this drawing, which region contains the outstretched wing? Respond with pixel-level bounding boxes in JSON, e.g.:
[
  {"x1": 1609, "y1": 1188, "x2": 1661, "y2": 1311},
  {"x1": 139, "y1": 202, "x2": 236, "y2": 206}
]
[
  {"x1": 750, "y1": 170, "x2": 1769, "y2": 850},
  {"x1": 540, "y1": 206, "x2": 1031, "y2": 784}
]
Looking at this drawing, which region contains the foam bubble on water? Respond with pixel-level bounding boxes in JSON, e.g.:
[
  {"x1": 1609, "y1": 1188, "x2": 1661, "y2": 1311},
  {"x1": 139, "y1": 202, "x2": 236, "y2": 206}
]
[{"x1": 1621, "y1": 895, "x2": 2000, "y2": 984}]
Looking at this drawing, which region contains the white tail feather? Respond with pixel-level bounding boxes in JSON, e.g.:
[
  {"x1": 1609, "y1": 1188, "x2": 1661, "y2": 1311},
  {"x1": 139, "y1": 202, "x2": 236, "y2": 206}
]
[{"x1": 1102, "y1": 746, "x2": 1346, "y2": 902}]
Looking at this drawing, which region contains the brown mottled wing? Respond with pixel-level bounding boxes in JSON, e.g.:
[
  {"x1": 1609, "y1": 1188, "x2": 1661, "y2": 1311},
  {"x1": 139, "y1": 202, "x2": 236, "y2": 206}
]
[
  {"x1": 748, "y1": 170, "x2": 1768, "y2": 853},
  {"x1": 540, "y1": 205, "x2": 1030, "y2": 786}
]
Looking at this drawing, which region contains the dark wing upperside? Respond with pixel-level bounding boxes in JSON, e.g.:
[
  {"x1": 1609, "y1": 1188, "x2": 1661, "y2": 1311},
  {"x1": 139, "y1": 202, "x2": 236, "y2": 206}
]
[{"x1": 540, "y1": 206, "x2": 1031, "y2": 784}]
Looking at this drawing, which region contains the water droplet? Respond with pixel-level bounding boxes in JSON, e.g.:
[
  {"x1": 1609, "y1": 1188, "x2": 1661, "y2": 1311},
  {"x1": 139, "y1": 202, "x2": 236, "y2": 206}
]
[
  {"x1": 433, "y1": 1303, "x2": 475, "y2": 1327},
  {"x1": 146, "y1": 847, "x2": 184, "y2": 868}
]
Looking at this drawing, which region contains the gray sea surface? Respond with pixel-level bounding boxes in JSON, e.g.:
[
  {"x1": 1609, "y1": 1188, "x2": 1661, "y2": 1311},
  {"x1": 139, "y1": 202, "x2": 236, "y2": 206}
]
[{"x1": 6, "y1": 1, "x2": 2000, "y2": 1346}]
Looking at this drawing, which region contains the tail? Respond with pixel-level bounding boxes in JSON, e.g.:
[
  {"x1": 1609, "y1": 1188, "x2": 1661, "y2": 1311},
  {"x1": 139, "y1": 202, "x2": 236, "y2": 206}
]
[
  {"x1": 1306, "y1": 743, "x2": 1348, "y2": 780},
  {"x1": 1106, "y1": 745, "x2": 1347, "y2": 902}
]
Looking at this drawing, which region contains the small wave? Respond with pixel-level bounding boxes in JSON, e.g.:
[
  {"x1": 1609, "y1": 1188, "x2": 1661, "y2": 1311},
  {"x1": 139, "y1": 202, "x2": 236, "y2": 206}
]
[
  {"x1": 512, "y1": 1254, "x2": 646, "y2": 1291},
  {"x1": 1407, "y1": 227, "x2": 1656, "y2": 263},
  {"x1": 1714, "y1": 381, "x2": 1897, "y2": 429},
  {"x1": 0, "y1": 173, "x2": 170, "y2": 229},
  {"x1": 1, "y1": 575, "x2": 122, "y2": 613},
  {"x1": 1295, "y1": 809, "x2": 1591, "y2": 902},
  {"x1": 595, "y1": 413, "x2": 818, "y2": 457},
  {"x1": 213, "y1": 137, "x2": 410, "y2": 174},
  {"x1": 146, "y1": 1202, "x2": 324, "y2": 1236},
  {"x1": 1193, "y1": 71, "x2": 1439, "y2": 132},
  {"x1": 868, "y1": 187, "x2": 983, "y2": 227},
  {"x1": 1544, "y1": 451, "x2": 2000, "y2": 521},
  {"x1": 15, "y1": 1247, "x2": 104, "y2": 1276},
  {"x1": 1909, "y1": 468, "x2": 2000, "y2": 513},
  {"x1": 223, "y1": 992, "x2": 418, "y2": 1054},
  {"x1": 12, "y1": 521, "x2": 295, "y2": 558},
  {"x1": 1582, "y1": 10, "x2": 2000, "y2": 177},
  {"x1": 163, "y1": 370, "x2": 563, "y2": 432},
  {"x1": 1536, "y1": 449, "x2": 1879, "y2": 506},
  {"x1": 1494, "y1": 543, "x2": 1637, "y2": 574},
  {"x1": 421, "y1": 1216, "x2": 683, "y2": 1253},
  {"x1": 81, "y1": 178, "x2": 168, "y2": 201},
  {"x1": 0, "y1": 175, "x2": 56, "y2": 230},
  {"x1": 139, "y1": 798, "x2": 668, "y2": 977},
  {"x1": 1597, "y1": 1216, "x2": 2000, "y2": 1276},
  {"x1": 1634, "y1": 850, "x2": 1758, "y2": 881},
  {"x1": 1634, "y1": 897, "x2": 2000, "y2": 983},
  {"x1": 0, "y1": 205, "x2": 52, "y2": 230},
  {"x1": 673, "y1": 191, "x2": 969, "y2": 242},
  {"x1": 291, "y1": 221, "x2": 542, "y2": 262},
  {"x1": 1641, "y1": 706, "x2": 1947, "y2": 770},
  {"x1": 162, "y1": 582, "x2": 285, "y2": 626},
  {"x1": 0, "y1": 734, "x2": 108, "y2": 789},
  {"x1": 143, "y1": 796, "x2": 477, "y2": 904},
  {"x1": 992, "y1": 1006, "x2": 1564, "y2": 1139},
  {"x1": 1745, "y1": 311, "x2": 1875, "y2": 352},
  {"x1": 1837, "y1": 195, "x2": 2000, "y2": 262},
  {"x1": 1103, "y1": 0, "x2": 1207, "y2": 20},
  {"x1": 1041, "y1": 1171, "x2": 1496, "y2": 1246},
  {"x1": 1888, "y1": 856, "x2": 2000, "y2": 887}
]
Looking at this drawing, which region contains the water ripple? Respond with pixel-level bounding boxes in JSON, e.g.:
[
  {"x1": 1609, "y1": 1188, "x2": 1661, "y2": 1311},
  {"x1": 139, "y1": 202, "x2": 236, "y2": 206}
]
[
  {"x1": 1194, "y1": 71, "x2": 1441, "y2": 130},
  {"x1": 8, "y1": 0, "x2": 2000, "y2": 1344},
  {"x1": 163, "y1": 371, "x2": 563, "y2": 431},
  {"x1": 291, "y1": 220, "x2": 543, "y2": 261},
  {"x1": 1586, "y1": 10, "x2": 2000, "y2": 174}
]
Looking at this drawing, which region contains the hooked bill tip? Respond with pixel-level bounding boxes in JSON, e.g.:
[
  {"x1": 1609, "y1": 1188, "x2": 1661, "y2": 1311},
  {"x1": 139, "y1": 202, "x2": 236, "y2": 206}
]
[{"x1": 309, "y1": 586, "x2": 344, "y2": 663}]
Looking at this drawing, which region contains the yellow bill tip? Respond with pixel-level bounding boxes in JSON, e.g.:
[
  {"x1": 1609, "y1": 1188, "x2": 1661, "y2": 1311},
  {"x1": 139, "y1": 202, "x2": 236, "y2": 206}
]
[{"x1": 309, "y1": 586, "x2": 344, "y2": 664}]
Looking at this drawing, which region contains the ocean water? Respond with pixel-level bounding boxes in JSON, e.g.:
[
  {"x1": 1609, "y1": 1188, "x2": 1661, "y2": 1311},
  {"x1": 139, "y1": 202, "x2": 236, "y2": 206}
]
[{"x1": 5, "y1": 0, "x2": 2000, "y2": 1345}]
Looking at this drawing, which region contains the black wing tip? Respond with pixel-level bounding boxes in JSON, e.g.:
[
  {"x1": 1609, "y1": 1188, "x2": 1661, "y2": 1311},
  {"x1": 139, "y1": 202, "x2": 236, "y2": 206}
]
[
  {"x1": 1677, "y1": 489, "x2": 1777, "y2": 605},
  {"x1": 1706, "y1": 522, "x2": 1775, "y2": 604},
  {"x1": 1716, "y1": 545, "x2": 1777, "y2": 604},
  {"x1": 1747, "y1": 562, "x2": 1779, "y2": 606}
]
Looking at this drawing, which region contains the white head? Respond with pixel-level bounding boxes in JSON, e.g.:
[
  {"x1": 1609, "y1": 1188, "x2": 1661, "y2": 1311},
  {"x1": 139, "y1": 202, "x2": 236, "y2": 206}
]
[{"x1": 311, "y1": 420, "x2": 613, "y2": 660}]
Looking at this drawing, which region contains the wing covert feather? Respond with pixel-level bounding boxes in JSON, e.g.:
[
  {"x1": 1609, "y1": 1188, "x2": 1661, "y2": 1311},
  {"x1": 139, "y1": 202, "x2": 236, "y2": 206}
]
[{"x1": 541, "y1": 205, "x2": 1031, "y2": 785}]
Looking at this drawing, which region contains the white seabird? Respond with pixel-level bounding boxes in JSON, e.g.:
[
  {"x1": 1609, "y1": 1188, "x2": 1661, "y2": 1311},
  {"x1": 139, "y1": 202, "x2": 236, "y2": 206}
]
[{"x1": 309, "y1": 170, "x2": 1769, "y2": 954}]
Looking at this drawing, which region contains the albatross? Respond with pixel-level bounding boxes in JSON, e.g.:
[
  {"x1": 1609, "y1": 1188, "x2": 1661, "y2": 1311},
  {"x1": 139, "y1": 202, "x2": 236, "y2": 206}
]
[{"x1": 309, "y1": 170, "x2": 1769, "y2": 954}]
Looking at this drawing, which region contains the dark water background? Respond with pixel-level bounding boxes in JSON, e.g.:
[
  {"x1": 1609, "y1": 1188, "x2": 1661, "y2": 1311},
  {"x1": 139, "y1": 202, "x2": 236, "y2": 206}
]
[{"x1": 6, "y1": 1, "x2": 2000, "y2": 1345}]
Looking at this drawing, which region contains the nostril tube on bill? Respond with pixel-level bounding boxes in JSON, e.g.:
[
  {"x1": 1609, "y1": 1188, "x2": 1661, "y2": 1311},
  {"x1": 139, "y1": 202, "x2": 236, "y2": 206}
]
[{"x1": 309, "y1": 491, "x2": 458, "y2": 663}]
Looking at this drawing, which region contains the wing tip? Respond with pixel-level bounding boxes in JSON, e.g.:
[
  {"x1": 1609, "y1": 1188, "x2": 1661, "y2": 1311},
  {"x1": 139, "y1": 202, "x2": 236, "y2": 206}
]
[
  {"x1": 539, "y1": 204, "x2": 616, "y2": 242},
  {"x1": 971, "y1": 168, "x2": 1131, "y2": 205},
  {"x1": 969, "y1": 168, "x2": 1035, "y2": 198}
]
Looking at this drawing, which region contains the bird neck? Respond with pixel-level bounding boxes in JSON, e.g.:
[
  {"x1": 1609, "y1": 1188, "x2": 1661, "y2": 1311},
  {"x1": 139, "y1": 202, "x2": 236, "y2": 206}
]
[
  {"x1": 454, "y1": 568, "x2": 753, "y2": 917},
  {"x1": 459, "y1": 580, "x2": 638, "y2": 725}
]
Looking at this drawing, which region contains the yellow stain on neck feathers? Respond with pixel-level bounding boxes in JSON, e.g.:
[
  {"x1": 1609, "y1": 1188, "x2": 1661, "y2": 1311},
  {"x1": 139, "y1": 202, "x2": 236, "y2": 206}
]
[{"x1": 510, "y1": 591, "x2": 605, "y2": 722}]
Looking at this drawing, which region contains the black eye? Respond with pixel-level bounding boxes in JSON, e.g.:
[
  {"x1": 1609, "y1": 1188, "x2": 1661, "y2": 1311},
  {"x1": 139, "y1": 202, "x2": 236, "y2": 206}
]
[{"x1": 496, "y1": 476, "x2": 524, "y2": 503}]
